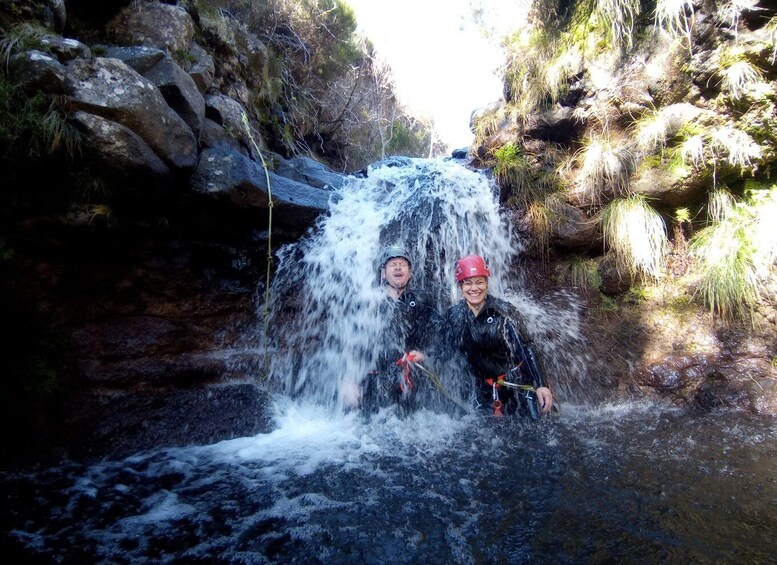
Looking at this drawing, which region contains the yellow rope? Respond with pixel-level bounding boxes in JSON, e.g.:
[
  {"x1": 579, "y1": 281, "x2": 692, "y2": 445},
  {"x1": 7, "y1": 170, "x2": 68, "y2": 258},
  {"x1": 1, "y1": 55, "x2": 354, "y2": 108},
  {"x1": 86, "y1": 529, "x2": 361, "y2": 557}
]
[
  {"x1": 242, "y1": 114, "x2": 274, "y2": 378},
  {"x1": 410, "y1": 361, "x2": 470, "y2": 413}
]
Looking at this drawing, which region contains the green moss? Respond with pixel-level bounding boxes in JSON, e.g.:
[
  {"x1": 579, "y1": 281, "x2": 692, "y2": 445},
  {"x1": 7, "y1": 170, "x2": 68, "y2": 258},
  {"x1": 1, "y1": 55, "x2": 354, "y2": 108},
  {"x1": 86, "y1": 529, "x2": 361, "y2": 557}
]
[
  {"x1": 560, "y1": 256, "x2": 601, "y2": 291},
  {"x1": 667, "y1": 149, "x2": 690, "y2": 178},
  {"x1": 174, "y1": 48, "x2": 198, "y2": 67},
  {"x1": 675, "y1": 207, "x2": 691, "y2": 223}
]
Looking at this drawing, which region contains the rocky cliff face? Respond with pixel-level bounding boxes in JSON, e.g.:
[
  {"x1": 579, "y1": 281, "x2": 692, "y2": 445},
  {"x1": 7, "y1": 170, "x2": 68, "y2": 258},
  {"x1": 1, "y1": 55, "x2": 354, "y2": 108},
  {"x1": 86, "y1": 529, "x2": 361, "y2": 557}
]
[
  {"x1": 471, "y1": 0, "x2": 777, "y2": 414},
  {"x1": 0, "y1": 0, "x2": 346, "y2": 463}
]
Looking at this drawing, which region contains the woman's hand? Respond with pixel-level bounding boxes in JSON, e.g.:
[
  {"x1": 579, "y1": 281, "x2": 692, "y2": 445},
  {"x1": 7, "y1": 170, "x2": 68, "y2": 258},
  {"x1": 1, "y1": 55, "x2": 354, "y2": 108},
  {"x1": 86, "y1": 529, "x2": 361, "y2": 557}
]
[{"x1": 535, "y1": 386, "x2": 553, "y2": 413}]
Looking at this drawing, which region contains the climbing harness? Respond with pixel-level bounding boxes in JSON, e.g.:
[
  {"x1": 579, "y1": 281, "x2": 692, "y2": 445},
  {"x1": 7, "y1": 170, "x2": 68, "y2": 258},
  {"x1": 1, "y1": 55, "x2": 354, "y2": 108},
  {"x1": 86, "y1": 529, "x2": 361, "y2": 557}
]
[
  {"x1": 395, "y1": 352, "x2": 416, "y2": 392},
  {"x1": 483, "y1": 374, "x2": 560, "y2": 418},
  {"x1": 491, "y1": 380, "x2": 503, "y2": 416},
  {"x1": 484, "y1": 370, "x2": 538, "y2": 418}
]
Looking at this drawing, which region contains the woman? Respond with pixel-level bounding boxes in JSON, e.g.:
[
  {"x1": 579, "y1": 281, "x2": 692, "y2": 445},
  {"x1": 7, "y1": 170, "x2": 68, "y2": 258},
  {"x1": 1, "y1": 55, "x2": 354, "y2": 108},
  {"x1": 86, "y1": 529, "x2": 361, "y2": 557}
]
[{"x1": 444, "y1": 255, "x2": 553, "y2": 417}]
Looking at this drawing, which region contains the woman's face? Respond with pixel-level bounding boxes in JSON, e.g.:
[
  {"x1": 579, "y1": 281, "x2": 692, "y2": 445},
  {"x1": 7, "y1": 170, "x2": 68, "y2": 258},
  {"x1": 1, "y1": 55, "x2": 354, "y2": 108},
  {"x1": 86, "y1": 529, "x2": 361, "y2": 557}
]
[
  {"x1": 460, "y1": 276, "x2": 488, "y2": 310},
  {"x1": 382, "y1": 258, "x2": 411, "y2": 289}
]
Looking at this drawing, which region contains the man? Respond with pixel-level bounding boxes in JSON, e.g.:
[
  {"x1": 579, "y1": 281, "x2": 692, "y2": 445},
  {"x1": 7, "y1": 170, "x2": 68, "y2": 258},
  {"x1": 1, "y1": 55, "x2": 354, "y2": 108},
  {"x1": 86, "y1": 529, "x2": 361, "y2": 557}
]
[{"x1": 359, "y1": 244, "x2": 442, "y2": 413}]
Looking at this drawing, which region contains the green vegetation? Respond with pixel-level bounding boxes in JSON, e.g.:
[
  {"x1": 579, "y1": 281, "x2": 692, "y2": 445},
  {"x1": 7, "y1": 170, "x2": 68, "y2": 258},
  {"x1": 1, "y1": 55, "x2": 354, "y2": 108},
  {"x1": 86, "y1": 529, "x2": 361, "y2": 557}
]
[
  {"x1": 577, "y1": 133, "x2": 634, "y2": 200},
  {"x1": 710, "y1": 125, "x2": 762, "y2": 173},
  {"x1": 493, "y1": 143, "x2": 531, "y2": 194},
  {"x1": 192, "y1": 0, "x2": 430, "y2": 169},
  {"x1": 718, "y1": 48, "x2": 764, "y2": 101},
  {"x1": 653, "y1": 0, "x2": 694, "y2": 43},
  {"x1": 0, "y1": 22, "x2": 47, "y2": 66},
  {"x1": 599, "y1": 194, "x2": 668, "y2": 280},
  {"x1": 559, "y1": 255, "x2": 601, "y2": 292},
  {"x1": 524, "y1": 198, "x2": 554, "y2": 259},
  {"x1": 689, "y1": 185, "x2": 777, "y2": 320},
  {"x1": 383, "y1": 118, "x2": 431, "y2": 159},
  {"x1": 0, "y1": 74, "x2": 80, "y2": 163},
  {"x1": 596, "y1": 0, "x2": 640, "y2": 48}
]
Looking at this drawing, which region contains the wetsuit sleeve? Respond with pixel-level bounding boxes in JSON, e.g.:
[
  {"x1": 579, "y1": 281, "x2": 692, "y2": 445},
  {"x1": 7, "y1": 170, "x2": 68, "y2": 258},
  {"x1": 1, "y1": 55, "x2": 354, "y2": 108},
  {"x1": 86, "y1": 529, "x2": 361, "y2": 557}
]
[{"x1": 504, "y1": 318, "x2": 547, "y2": 389}]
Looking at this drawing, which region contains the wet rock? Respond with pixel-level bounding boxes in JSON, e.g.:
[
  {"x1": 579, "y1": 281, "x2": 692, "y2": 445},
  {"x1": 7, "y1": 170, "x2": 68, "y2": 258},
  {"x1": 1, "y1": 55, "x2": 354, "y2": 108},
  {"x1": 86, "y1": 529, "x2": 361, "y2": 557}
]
[
  {"x1": 629, "y1": 163, "x2": 708, "y2": 208},
  {"x1": 105, "y1": 1, "x2": 195, "y2": 55},
  {"x1": 143, "y1": 54, "x2": 205, "y2": 137},
  {"x1": 274, "y1": 155, "x2": 345, "y2": 190},
  {"x1": 597, "y1": 254, "x2": 633, "y2": 295},
  {"x1": 71, "y1": 111, "x2": 171, "y2": 179},
  {"x1": 191, "y1": 147, "x2": 331, "y2": 235},
  {"x1": 8, "y1": 50, "x2": 66, "y2": 94},
  {"x1": 369, "y1": 156, "x2": 414, "y2": 170},
  {"x1": 64, "y1": 57, "x2": 198, "y2": 170},
  {"x1": 549, "y1": 201, "x2": 598, "y2": 251},
  {"x1": 69, "y1": 383, "x2": 273, "y2": 460},
  {"x1": 636, "y1": 355, "x2": 705, "y2": 392}
]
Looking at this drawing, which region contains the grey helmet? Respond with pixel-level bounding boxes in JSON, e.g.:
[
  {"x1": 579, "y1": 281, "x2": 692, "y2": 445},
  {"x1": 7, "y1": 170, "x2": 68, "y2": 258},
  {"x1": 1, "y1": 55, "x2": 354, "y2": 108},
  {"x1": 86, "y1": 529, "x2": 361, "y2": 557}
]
[{"x1": 379, "y1": 244, "x2": 412, "y2": 269}]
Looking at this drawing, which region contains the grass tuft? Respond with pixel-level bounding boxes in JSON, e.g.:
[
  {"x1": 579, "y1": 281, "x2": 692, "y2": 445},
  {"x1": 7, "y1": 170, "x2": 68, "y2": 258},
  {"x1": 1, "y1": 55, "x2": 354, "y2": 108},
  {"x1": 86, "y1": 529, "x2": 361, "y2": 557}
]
[
  {"x1": 599, "y1": 194, "x2": 668, "y2": 280},
  {"x1": 0, "y1": 22, "x2": 48, "y2": 68},
  {"x1": 689, "y1": 185, "x2": 777, "y2": 320},
  {"x1": 559, "y1": 256, "x2": 601, "y2": 292},
  {"x1": 708, "y1": 187, "x2": 736, "y2": 223},
  {"x1": 680, "y1": 133, "x2": 705, "y2": 169},
  {"x1": 710, "y1": 126, "x2": 762, "y2": 171},
  {"x1": 690, "y1": 211, "x2": 759, "y2": 320},
  {"x1": 597, "y1": 0, "x2": 641, "y2": 48},
  {"x1": 654, "y1": 0, "x2": 694, "y2": 43},
  {"x1": 634, "y1": 108, "x2": 670, "y2": 155},
  {"x1": 493, "y1": 143, "x2": 532, "y2": 197},
  {"x1": 750, "y1": 185, "x2": 777, "y2": 277},
  {"x1": 577, "y1": 133, "x2": 634, "y2": 201},
  {"x1": 720, "y1": 58, "x2": 763, "y2": 100}
]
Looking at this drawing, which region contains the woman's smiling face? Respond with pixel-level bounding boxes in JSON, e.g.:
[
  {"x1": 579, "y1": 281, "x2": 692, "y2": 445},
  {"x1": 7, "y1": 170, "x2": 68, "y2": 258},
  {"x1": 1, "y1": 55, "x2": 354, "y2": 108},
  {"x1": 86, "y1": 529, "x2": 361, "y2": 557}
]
[{"x1": 460, "y1": 276, "x2": 488, "y2": 310}]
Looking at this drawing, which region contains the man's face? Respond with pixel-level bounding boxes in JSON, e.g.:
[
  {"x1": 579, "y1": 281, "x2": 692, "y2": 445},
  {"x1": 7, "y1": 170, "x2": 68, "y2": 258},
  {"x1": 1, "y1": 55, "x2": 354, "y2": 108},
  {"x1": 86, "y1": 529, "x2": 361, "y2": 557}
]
[
  {"x1": 382, "y1": 257, "x2": 411, "y2": 289},
  {"x1": 460, "y1": 276, "x2": 488, "y2": 309}
]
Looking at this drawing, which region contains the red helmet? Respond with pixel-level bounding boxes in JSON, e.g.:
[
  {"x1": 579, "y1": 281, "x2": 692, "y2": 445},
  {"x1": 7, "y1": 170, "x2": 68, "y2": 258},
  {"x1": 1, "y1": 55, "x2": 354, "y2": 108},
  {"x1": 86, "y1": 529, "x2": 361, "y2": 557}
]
[{"x1": 455, "y1": 255, "x2": 491, "y2": 282}]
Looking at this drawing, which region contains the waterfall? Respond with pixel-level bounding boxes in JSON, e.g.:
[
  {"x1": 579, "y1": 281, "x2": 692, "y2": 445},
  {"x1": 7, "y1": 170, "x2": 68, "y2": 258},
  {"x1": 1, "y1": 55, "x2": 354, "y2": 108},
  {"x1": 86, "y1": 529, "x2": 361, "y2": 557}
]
[
  {"x1": 4, "y1": 157, "x2": 775, "y2": 561},
  {"x1": 266, "y1": 156, "x2": 592, "y2": 410}
]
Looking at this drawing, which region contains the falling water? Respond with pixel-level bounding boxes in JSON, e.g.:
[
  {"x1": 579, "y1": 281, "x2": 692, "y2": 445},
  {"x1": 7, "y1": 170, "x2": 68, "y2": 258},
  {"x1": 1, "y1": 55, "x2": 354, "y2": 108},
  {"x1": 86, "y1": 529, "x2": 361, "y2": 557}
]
[
  {"x1": 267, "y1": 156, "x2": 590, "y2": 409},
  {"x1": 2, "y1": 158, "x2": 776, "y2": 563}
]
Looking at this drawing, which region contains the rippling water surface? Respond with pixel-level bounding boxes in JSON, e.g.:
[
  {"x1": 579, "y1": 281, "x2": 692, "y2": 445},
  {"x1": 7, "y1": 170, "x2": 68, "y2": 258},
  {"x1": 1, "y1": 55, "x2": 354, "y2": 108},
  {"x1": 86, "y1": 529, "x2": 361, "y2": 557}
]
[{"x1": 2, "y1": 401, "x2": 776, "y2": 563}]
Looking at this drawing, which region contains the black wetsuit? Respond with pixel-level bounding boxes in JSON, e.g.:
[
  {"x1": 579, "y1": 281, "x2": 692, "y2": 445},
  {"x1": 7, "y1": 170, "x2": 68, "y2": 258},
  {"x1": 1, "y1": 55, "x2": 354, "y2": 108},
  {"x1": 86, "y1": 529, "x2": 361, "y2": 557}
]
[
  {"x1": 444, "y1": 295, "x2": 546, "y2": 417},
  {"x1": 362, "y1": 288, "x2": 442, "y2": 413}
]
